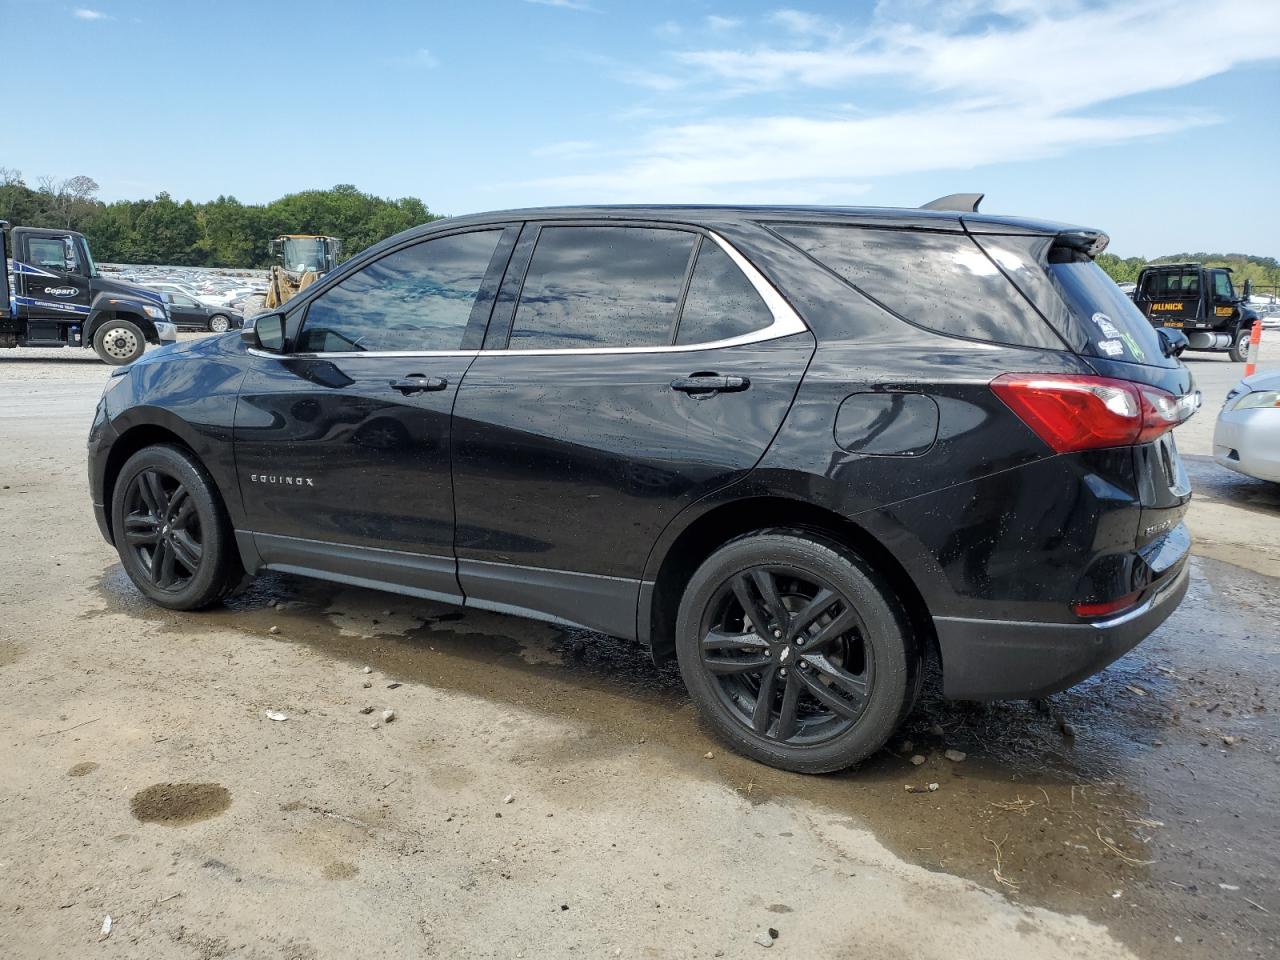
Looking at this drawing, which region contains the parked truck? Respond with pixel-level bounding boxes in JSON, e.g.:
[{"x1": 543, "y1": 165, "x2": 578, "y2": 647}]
[
  {"x1": 1, "y1": 221, "x2": 176, "y2": 364},
  {"x1": 1130, "y1": 262, "x2": 1259, "y2": 362}
]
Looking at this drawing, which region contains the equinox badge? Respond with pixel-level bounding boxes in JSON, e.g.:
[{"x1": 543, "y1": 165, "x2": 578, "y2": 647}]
[{"x1": 249, "y1": 473, "x2": 314, "y2": 487}]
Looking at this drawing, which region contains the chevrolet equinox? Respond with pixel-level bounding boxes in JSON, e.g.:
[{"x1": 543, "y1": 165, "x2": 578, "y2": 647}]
[{"x1": 88, "y1": 197, "x2": 1195, "y2": 772}]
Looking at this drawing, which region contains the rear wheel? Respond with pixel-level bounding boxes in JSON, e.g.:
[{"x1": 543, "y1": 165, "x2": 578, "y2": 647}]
[
  {"x1": 93, "y1": 319, "x2": 145, "y2": 365},
  {"x1": 208, "y1": 314, "x2": 230, "y2": 333},
  {"x1": 110, "y1": 445, "x2": 239, "y2": 610},
  {"x1": 675, "y1": 531, "x2": 918, "y2": 773},
  {"x1": 1229, "y1": 326, "x2": 1251, "y2": 363}
]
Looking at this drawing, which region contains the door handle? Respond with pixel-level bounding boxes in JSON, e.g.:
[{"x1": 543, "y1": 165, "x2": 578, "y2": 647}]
[
  {"x1": 670, "y1": 375, "x2": 751, "y2": 394},
  {"x1": 390, "y1": 375, "x2": 448, "y2": 395}
]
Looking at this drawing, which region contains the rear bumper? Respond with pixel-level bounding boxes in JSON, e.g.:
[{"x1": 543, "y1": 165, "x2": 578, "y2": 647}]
[{"x1": 933, "y1": 561, "x2": 1190, "y2": 700}]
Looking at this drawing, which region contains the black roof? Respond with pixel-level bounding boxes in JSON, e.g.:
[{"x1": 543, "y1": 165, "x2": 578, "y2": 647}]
[
  {"x1": 1145, "y1": 262, "x2": 1230, "y2": 272},
  {"x1": 425, "y1": 204, "x2": 1094, "y2": 238}
]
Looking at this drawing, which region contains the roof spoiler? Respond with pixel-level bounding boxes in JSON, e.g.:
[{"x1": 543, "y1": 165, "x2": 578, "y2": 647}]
[
  {"x1": 920, "y1": 193, "x2": 984, "y2": 213},
  {"x1": 1052, "y1": 229, "x2": 1110, "y2": 258}
]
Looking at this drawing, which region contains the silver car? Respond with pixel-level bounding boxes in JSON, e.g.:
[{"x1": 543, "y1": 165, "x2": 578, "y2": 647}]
[{"x1": 1215, "y1": 369, "x2": 1280, "y2": 482}]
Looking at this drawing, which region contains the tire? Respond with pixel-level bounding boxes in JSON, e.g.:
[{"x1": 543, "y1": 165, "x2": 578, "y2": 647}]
[
  {"x1": 208, "y1": 314, "x2": 230, "y2": 334},
  {"x1": 93, "y1": 319, "x2": 146, "y2": 365},
  {"x1": 675, "y1": 530, "x2": 919, "y2": 774},
  {"x1": 110, "y1": 444, "x2": 241, "y2": 610},
  {"x1": 1229, "y1": 326, "x2": 1251, "y2": 363}
]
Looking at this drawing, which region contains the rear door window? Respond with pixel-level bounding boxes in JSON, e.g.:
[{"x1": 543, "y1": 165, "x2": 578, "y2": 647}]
[
  {"x1": 769, "y1": 223, "x2": 1063, "y2": 349},
  {"x1": 508, "y1": 226, "x2": 695, "y2": 349}
]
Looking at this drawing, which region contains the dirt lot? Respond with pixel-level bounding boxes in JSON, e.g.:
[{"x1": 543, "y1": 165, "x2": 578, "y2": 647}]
[{"x1": 1, "y1": 338, "x2": 1277, "y2": 959}]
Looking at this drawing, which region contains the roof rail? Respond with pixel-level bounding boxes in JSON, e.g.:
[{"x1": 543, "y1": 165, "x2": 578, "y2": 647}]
[{"x1": 920, "y1": 193, "x2": 984, "y2": 213}]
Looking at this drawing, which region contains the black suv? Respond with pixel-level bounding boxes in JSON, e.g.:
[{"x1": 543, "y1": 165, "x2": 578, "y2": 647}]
[{"x1": 88, "y1": 201, "x2": 1196, "y2": 773}]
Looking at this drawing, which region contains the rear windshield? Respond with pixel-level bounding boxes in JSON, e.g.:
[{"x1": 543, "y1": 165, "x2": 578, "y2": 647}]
[
  {"x1": 1047, "y1": 253, "x2": 1166, "y2": 366},
  {"x1": 1140, "y1": 269, "x2": 1200, "y2": 298}
]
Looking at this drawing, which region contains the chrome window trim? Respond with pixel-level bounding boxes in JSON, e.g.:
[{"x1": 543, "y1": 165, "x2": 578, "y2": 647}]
[{"x1": 249, "y1": 229, "x2": 807, "y2": 361}]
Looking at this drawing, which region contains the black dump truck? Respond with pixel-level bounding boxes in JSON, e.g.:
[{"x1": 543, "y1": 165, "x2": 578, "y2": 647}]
[
  {"x1": 2, "y1": 221, "x2": 176, "y2": 364},
  {"x1": 1130, "y1": 262, "x2": 1258, "y2": 362}
]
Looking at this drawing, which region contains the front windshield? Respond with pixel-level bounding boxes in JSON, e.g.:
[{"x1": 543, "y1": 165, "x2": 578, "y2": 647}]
[{"x1": 282, "y1": 237, "x2": 326, "y2": 273}]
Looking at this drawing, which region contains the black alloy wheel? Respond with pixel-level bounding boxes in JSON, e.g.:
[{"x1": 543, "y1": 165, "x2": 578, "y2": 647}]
[
  {"x1": 122, "y1": 468, "x2": 204, "y2": 592},
  {"x1": 700, "y1": 566, "x2": 873, "y2": 745},
  {"x1": 111, "y1": 444, "x2": 240, "y2": 610},
  {"x1": 676, "y1": 531, "x2": 916, "y2": 773}
]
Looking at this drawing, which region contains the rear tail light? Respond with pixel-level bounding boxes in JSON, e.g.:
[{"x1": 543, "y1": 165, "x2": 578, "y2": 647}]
[
  {"x1": 1072, "y1": 590, "x2": 1142, "y2": 619},
  {"x1": 991, "y1": 373, "x2": 1188, "y2": 453}
]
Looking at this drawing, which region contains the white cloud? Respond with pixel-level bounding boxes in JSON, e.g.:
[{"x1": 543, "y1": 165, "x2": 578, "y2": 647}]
[
  {"x1": 705, "y1": 15, "x2": 741, "y2": 32},
  {"x1": 410, "y1": 48, "x2": 439, "y2": 69},
  {"x1": 73, "y1": 7, "x2": 110, "y2": 20},
  {"x1": 529, "y1": 0, "x2": 1280, "y2": 202},
  {"x1": 522, "y1": 0, "x2": 591, "y2": 9},
  {"x1": 769, "y1": 9, "x2": 834, "y2": 37}
]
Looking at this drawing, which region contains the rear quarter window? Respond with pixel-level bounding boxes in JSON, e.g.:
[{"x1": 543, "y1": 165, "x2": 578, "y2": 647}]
[{"x1": 769, "y1": 223, "x2": 1064, "y2": 350}]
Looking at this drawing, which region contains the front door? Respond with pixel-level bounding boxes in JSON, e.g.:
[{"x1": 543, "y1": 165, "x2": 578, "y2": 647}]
[
  {"x1": 166, "y1": 293, "x2": 206, "y2": 328},
  {"x1": 234, "y1": 225, "x2": 516, "y2": 602},
  {"x1": 15, "y1": 232, "x2": 92, "y2": 327},
  {"x1": 451, "y1": 223, "x2": 815, "y2": 636}
]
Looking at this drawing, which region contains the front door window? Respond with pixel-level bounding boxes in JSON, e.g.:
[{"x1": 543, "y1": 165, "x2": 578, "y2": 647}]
[{"x1": 297, "y1": 231, "x2": 504, "y2": 353}]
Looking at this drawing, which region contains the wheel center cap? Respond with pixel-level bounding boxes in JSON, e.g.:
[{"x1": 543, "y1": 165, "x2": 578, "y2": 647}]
[{"x1": 779, "y1": 647, "x2": 792, "y2": 664}]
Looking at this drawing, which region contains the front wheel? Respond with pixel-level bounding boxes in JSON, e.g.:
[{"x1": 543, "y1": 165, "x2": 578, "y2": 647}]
[
  {"x1": 93, "y1": 320, "x2": 146, "y2": 365},
  {"x1": 1229, "y1": 326, "x2": 1252, "y2": 363},
  {"x1": 675, "y1": 531, "x2": 918, "y2": 773},
  {"x1": 208, "y1": 314, "x2": 230, "y2": 333},
  {"x1": 110, "y1": 445, "x2": 240, "y2": 610}
]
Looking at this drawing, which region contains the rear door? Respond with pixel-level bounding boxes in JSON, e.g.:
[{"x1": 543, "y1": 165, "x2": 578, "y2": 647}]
[
  {"x1": 234, "y1": 225, "x2": 517, "y2": 601},
  {"x1": 450, "y1": 221, "x2": 815, "y2": 637}
]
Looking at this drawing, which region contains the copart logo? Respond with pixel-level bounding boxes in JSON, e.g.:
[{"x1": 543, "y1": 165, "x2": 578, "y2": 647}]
[
  {"x1": 44, "y1": 286, "x2": 78, "y2": 297},
  {"x1": 250, "y1": 473, "x2": 315, "y2": 487}
]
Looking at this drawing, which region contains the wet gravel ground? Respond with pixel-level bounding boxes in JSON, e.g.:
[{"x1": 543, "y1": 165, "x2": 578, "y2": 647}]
[
  {"x1": 93, "y1": 553, "x2": 1272, "y2": 958},
  {"x1": 1, "y1": 339, "x2": 1277, "y2": 958}
]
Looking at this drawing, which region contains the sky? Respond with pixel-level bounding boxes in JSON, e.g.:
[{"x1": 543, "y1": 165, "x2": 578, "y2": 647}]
[{"x1": 3, "y1": 0, "x2": 1279, "y2": 258}]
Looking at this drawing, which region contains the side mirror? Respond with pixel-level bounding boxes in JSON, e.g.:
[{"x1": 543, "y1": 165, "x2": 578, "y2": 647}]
[
  {"x1": 244, "y1": 312, "x2": 285, "y2": 352},
  {"x1": 1244, "y1": 279, "x2": 1253, "y2": 299},
  {"x1": 1157, "y1": 327, "x2": 1188, "y2": 358}
]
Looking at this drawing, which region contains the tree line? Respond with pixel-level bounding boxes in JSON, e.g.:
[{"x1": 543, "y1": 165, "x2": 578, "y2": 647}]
[
  {"x1": 0, "y1": 169, "x2": 441, "y2": 268},
  {"x1": 1097, "y1": 251, "x2": 1280, "y2": 291}
]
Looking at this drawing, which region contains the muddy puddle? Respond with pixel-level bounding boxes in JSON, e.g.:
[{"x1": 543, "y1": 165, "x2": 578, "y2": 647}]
[
  {"x1": 92, "y1": 556, "x2": 1279, "y2": 957},
  {"x1": 130, "y1": 782, "x2": 232, "y2": 825}
]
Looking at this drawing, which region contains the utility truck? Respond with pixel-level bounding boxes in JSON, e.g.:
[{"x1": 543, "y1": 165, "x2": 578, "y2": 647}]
[
  {"x1": 1131, "y1": 262, "x2": 1259, "y2": 362},
  {"x1": 1, "y1": 221, "x2": 176, "y2": 364}
]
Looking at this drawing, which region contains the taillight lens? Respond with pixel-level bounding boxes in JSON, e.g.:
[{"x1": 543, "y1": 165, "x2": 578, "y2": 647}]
[
  {"x1": 1072, "y1": 590, "x2": 1142, "y2": 619},
  {"x1": 991, "y1": 373, "x2": 1185, "y2": 453}
]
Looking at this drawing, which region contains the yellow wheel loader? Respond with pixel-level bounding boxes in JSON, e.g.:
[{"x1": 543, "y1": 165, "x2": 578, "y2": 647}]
[{"x1": 264, "y1": 235, "x2": 343, "y2": 310}]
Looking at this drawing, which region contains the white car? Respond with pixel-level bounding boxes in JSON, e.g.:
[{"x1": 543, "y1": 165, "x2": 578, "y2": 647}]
[{"x1": 1214, "y1": 370, "x2": 1280, "y2": 482}]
